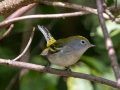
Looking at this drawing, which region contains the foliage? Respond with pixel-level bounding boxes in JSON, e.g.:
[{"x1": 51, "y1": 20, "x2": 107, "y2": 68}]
[{"x1": 0, "y1": 0, "x2": 119, "y2": 90}]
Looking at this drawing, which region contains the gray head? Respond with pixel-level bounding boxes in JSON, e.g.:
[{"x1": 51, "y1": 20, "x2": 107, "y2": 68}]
[{"x1": 66, "y1": 36, "x2": 95, "y2": 52}]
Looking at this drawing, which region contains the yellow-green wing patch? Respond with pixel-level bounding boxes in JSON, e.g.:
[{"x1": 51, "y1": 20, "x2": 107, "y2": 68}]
[
  {"x1": 47, "y1": 37, "x2": 56, "y2": 47},
  {"x1": 41, "y1": 48, "x2": 50, "y2": 56}
]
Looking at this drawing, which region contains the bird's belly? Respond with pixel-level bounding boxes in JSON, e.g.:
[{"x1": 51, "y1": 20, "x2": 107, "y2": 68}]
[{"x1": 47, "y1": 51, "x2": 81, "y2": 67}]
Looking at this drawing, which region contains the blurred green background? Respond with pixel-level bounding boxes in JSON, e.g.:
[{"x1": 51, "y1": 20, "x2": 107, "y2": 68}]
[{"x1": 0, "y1": 0, "x2": 120, "y2": 90}]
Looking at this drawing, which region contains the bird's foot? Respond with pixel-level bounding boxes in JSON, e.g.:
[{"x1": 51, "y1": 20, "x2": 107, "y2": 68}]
[
  {"x1": 65, "y1": 67, "x2": 72, "y2": 75},
  {"x1": 45, "y1": 62, "x2": 51, "y2": 72},
  {"x1": 63, "y1": 67, "x2": 72, "y2": 82}
]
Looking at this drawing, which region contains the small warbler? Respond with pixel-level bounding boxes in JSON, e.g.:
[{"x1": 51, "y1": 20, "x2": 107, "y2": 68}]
[{"x1": 38, "y1": 25, "x2": 94, "y2": 70}]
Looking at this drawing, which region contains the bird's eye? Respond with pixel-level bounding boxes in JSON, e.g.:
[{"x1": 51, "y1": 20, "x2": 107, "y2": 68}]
[{"x1": 81, "y1": 40, "x2": 85, "y2": 44}]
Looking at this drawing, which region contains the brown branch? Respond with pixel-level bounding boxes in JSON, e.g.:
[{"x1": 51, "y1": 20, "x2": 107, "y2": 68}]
[
  {"x1": 108, "y1": 7, "x2": 120, "y2": 11},
  {"x1": 0, "y1": 1, "x2": 120, "y2": 30},
  {"x1": 5, "y1": 72, "x2": 19, "y2": 90},
  {"x1": 5, "y1": 3, "x2": 37, "y2": 20},
  {"x1": 114, "y1": 0, "x2": 118, "y2": 18},
  {"x1": 12, "y1": 27, "x2": 35, "y2": 61},
  {"x1": 0, "y1": 0, "x2": 119, "y2": 88},
  {"x1": 0, "y1": 58, "x2": 118, "y2": 88},
  {"x1": 0, "y1": 0, "x2": 39, "y2": 15},
  {"x1": 43, "y1": 1, "x2": 97, "y2": 14},
  {"x1": 0, "y1": 0, "x2": 120, "y2": 21},
  {"x1": 102, "y1": 2, "x2": 115, "y2": 20},
  {"x1": 0, "y1": 24, "x2": 14, "y2": 40},
  {"x1": 104, "y1": 8, "x2": 115, "y2": 20},
  {"x1": 95, "y1": 0, "x2": 120, "y2": 88},
  {"x1": 0, "y1": 11, "x2": 89, "y2": 29},
  {"x1": 42, "y1": 1, "x2": 120, "y2": 23},
  {"x1": 0, "y1": 1, "x2": 120, "y2": 29},
  {"x1": 0, "y1": 0, "x2": 94, "y2": 15},
  {"x1": 0, "y1": 0, "x2": 120, "y2": 17},
  {"x1": 0, "y1": 3, "x2": 37, "y2": 31}
]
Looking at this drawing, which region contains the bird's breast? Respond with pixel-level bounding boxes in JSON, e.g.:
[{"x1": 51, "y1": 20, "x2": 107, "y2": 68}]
[{"x1": 47, "y1": 48, "x2": 83, "y2": 66}]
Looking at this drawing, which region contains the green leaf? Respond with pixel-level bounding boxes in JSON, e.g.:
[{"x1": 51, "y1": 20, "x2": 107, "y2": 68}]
[
  {"x1": 81, "y1": 56, "x2": 105, "y2": 73},
  {"x1": 67, "y1": 63, "x2": 93, "y2": 90}
]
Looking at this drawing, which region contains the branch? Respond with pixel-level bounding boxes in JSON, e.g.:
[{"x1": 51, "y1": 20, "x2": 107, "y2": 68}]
[
  {"x1": 114, "y1": 0, "x2": 118, "y2": 18},
  {"x1": 0, "y1": 0, "x2": 39, "y2": 15},
  {"x1": 42, "y1": 1, "x2": 120, "y2": 23},
  {"x1": 0, "y1": 58, "x2": 118, "y2": 88},
  {"x1": 95, "y1": 0, "x2": 120, "y2": 88},
  {"x1": 5, "y1": 3, "x2": 37, "y2": 20},
  {"x1": 108, "y1": 7, "x2": 120, "y2": 11},
  {"x1": 0, "y1": 24, "x2": 14, "y2": 40},
  {"x1": 102, "y1": 1, "x2": 115, "y2": 20},
  {"x1": 0, "y1": 3, "x2": 37, "y2": 31},
  {"x1": 0, "y1": 11, "x2": 89, "y2": 29},
  {"x1": 0, "y1": 1, "x2": 120, "y2": 30},
  {"x1": 0, "y1": 0, "x2": 120, "y2": 16},
  {"x1": 12, "y1": 27, "x2": 35, "y2": 61},
  {"x1": 5, "y1": 72, "x2": 19, "y2": 90}
]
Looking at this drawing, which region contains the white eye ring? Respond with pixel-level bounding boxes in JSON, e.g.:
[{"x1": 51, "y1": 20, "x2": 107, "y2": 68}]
[{"x1": 81, "y1": 40, "x2": 85, "y2": 44}]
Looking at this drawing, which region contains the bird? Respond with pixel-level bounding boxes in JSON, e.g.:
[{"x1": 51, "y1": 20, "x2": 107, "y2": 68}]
[{"x1": 38, "y1": 25, "x2": 94, "y2": 71}]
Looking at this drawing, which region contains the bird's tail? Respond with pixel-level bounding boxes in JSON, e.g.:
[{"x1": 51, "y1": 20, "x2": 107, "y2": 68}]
[{"x1": 38, "y1": 25, "x2": 56, "y2": 47}]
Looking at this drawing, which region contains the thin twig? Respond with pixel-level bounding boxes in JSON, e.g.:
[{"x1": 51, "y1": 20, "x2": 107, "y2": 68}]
[
  {"x1": 0, "y1": 0, "x2": 119, "y2": 16},
  {"x1": 5, "y1": 72, "x2": 20, "y2": 90},
  {"x1": 108, "y1": 6, "x2": 120, "y2": 11},
  {"x1": 0, "y1": 24, "x2": 14, "y2": 40},
  {"x1": 114, "y1": 0, "x2": 118, "y2": 19},
  {"x1": 95, "y1": 0, "x2": 120, "y2": 88},
  {"x1": 0, "y1": 11, "x2": 89, "y2": 28},
  {"x1": 0, "y1": 1, "x2": 120, "y2": 30},
  {"x1": 43, "y1": 1, "x2": 97, "y2": 14},
  {"x1": 0, "y1": 59, "x2": 118, "y2": 88},
  {"x1": 0, "y1": 1, "x2": 120, "y2": 29},
  {"x1": 42, "y1": 1, "x2": 120, "y2": 23},
  {"x1": 12, "y1": 27, "x2": 35, "y2": 61},
  {"x1": 102, "y1": 1, "x2": 115, "y2": 20},
  {"x1": 0, "y1": 3, "x2": 37, "y2": 31},
  {"x1": 5, "y1": 3, "x2": 37, "y2": 21}
]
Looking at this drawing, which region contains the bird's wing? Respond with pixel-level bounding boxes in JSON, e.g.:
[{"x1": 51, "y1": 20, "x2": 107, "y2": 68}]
[
  {"x1": 41, "y1": 41, "x2": 65, "y2": 56},
  {"x1": 40, "y1": 48, "x2": 50, "y2": 56}
]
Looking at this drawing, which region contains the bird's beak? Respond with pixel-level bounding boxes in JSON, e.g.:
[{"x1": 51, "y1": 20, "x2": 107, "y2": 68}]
[{"x1": 90, "y1": 44, "x2": 95, "y2": 47}]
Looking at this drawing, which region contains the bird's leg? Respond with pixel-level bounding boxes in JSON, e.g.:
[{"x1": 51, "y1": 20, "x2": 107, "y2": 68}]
[
  {"x1": 45, "y1": 61, "x2": 51, "y2": 72},
  {"x1": 65, "y1": 67, "x2": 72, "y2": 75},
  {"x1": 63, "y1": 67, "x2": 72, "y2": 82}
]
